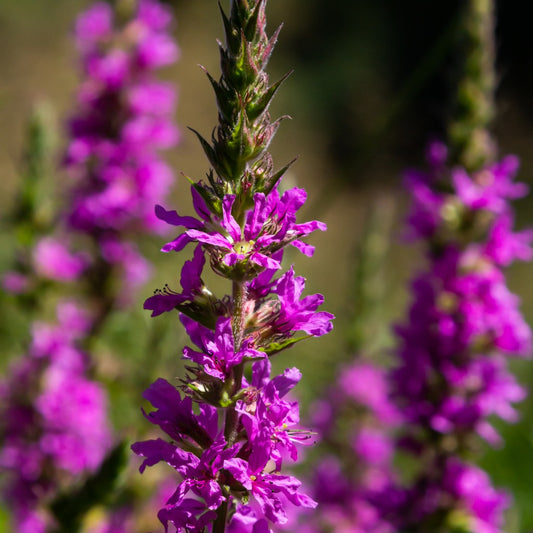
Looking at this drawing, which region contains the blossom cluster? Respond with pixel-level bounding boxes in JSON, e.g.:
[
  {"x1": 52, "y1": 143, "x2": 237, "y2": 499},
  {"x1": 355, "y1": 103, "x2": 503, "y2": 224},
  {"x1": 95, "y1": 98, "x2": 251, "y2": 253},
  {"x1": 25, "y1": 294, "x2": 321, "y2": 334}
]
[
  {"x1": 3, "y1": 0, "x2": 179, "y2": 301},
  {"x1": 388, "y1": 142, "x2": 532, "y2": 531},
  {"x1": 0, "y1": 302, "x2": 112, "y2": 533},
  {"x1": 66, "y1": 0, "x2": 179, "y2": 234},
  {"x1": 131, "y1": 1, "x2": 334, "y2": 531},
  {"x1": 64, "y1": 0, "x2": 179, "y2": 300},
  {"x1": 133, "y1": 184, "x2": 333, "y2": 532}
]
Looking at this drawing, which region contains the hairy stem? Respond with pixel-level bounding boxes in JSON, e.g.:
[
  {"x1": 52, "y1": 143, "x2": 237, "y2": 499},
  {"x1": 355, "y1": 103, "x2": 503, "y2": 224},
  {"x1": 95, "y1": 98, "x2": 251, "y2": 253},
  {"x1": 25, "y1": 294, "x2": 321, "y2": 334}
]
[
  {"x1": 224, "y1": 281, "x2": 248, "y2": 446},
  {"x1": 218, "y1": 281, "x2": 249, "y2": 530},
  {"x1": 231, "y1": 281, "x2": 248, "y2": 353}
]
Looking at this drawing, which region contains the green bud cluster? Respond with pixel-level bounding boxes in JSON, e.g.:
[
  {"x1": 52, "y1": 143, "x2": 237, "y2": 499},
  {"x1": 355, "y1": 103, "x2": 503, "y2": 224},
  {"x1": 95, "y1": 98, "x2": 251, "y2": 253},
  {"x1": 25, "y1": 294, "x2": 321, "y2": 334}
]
[{"x1": 191, "y1": 0, "x2": 293, "y2": 219}]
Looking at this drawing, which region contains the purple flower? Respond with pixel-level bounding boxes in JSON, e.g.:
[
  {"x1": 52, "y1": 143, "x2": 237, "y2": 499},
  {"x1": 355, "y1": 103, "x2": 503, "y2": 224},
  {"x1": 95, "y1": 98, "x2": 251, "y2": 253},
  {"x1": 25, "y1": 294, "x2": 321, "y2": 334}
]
[
  {"x1": 132, "y1": 2, "x2": 331, "y2": 530},
  {"x1": 239, "y1": 363, "x2": 312, "y2": 466},
  {"x1": 484, "y1": 212, "x2": 533, "y2": 266},
  {"x1": 443, "y1": 459, "x2": 509, "y2": 533},
  {"x1": 36, "y1": 370, "x2": 111, "y2": 473},
  {"x1": 2, "y1": 3, "x2": 180, "y2": 531},
  {"x1": 144, "y1": 245, "x2": 206, "y2": 316},
  {"x1": 64, "y1": 0, "x2": 179, "y2": 300},
  {"x1": 404, "y1": 167, "x2": 444, "y2": 240},
  {"x1": 225, "y1": 445, "x2": 317, "y2": 525},
  {"x1": 0, "y1": 303, "x2": 112, "y2": 529},
  {"x1": 157, "y1": 186, "x2": 326, "y2": 269},
  {"x1": 256, "y1": 267, "x2": 334, "y2": 339},
  {"x1": 452, "y1": 155, "x2": 527, "y2": 214},
  {"x1": 157, "y1": 499, "x2": 217, "y2": 533},
  {"x1": 338, "y1": 362, "x2": 399, "y2": 424},
  {"x1": 181, "y1": 315, "x2": 263, "y2": 380},
  {"x1": 2, "y1": 271, "x2": 31, "y2": 294},
  {"x1": 140, "y1": 377, "x2": 217, "y2": 448},
  {"x1": 293, "y1": 360, "x2": 398, "y2": 533},
  {"x1": 74, "y1": 2, "x2": 113, "y2": 50},
  {"x1": 133, "y1": 434, "x2": 239, "y2": 511},
  {"x1": 33, "y1": 237, "x2": 88, "y2": 281},
  {"x1": 353, "y1": 427, "x2": 394, "y2": 467}
]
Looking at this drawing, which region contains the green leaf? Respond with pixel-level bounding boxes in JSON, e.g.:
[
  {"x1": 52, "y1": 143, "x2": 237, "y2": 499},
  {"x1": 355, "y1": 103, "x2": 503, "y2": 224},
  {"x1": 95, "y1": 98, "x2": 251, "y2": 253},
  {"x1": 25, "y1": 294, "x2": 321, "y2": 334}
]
[
  {"x1": 230, "y1": 0, "x2": 249, "y2": 29},
  {"x1": 260, "y1": 335, "x2": 310, "y2": 356},
  {"x1": 246, "y1": 70, "x2": 292, "y2": 122},
  {"x1": 244, "y1": 0, "x2": 265, "y2": 42},
  {"x1": 226, "y1": 107, "x2": 253, "y2": 160},
  {"x1": 241, "y1": 38, "x2": 259, "y2": 86},
  {"x1": 203, "y1": 68, "x2": 236, "y2": 123},
  {"x1": 188, "y1": 127, "x2": 217, "y2": 168},
  {"x1": 189, "y1": 127, "x2": 232, "y2": 183},
  {"x1": 263, "y1": 156, "x2": 298, "y2": 195},
  {"x1": 218, "y1": 2, "x2": 240, "y2": 55}
]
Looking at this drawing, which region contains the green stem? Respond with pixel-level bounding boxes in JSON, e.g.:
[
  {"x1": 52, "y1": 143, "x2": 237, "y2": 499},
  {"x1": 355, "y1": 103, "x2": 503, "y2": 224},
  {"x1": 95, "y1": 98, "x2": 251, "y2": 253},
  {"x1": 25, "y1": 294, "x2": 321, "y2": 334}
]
[
  {"x1": 224, "y1": 281, "x2": 248, "y2": 445},
  {"x1": 213, "y1": 497, "x2": 229, "y2": 533},
  {"x1": 217, "y1": 281, "x2": 249, "y2": 531},
  {"x1": 231, "y1": 281, "x2": 248, "y2": 353}
]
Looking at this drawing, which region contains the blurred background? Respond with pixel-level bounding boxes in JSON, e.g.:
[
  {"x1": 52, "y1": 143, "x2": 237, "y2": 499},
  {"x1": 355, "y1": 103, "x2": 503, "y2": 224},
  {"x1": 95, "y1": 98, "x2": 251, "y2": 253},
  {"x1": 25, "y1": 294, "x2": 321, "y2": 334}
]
[{"x1": 1, "y1": 0, "x2": 533, "y2": 531}]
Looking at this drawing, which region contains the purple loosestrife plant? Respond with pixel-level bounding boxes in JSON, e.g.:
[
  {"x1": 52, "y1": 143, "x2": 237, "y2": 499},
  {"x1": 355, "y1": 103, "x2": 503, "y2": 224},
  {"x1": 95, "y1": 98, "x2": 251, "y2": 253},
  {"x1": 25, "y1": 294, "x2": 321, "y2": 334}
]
[
  {"x1": 0, "y1": 1, "x2": 179, "y2": 531},
  {"x1": 132, "y1": 1, "x2": 333, "y2": 531},
  {"x1": 389, "y1": 143, "x2": 532, "y2": 532},
  {"x1": 67, "y1": 0, "x2": 179, "y2": 235},
  {"x1": 385, "y1": 2, "x2": 532, "y2": 530}
]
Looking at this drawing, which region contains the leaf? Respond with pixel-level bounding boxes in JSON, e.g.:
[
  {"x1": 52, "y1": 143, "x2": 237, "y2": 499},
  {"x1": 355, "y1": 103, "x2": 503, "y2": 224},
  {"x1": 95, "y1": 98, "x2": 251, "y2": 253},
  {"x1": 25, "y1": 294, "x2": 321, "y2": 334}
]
[
  {"x1": 246, "y1": 70, "x2": 292, "y2": 122},
  {"x1": 202, "y1": 67, "x2": 235, "y2": 123},
  {"x1": 244, "y1": 0, "x2": 266, "y2": 42},
  {"x1": 189, "y1": 127, "x2": 232, "y2": 182},
  {"x1": 218, "y1": 2, "x2": 240, "y2": 55},
  {"x1": 260, "y1": 336, "x2": 310, "y2": 356},
  {"x1": 264, "y1": 156, "x2": 298, "y2": 195}
]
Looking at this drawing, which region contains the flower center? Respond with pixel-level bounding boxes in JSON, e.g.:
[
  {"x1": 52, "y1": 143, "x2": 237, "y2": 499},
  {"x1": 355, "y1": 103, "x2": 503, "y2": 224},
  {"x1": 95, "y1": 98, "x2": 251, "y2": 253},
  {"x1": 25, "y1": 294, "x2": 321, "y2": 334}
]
[{"x1": 234, "y1": 240, "x2": 255, "y2": 255}]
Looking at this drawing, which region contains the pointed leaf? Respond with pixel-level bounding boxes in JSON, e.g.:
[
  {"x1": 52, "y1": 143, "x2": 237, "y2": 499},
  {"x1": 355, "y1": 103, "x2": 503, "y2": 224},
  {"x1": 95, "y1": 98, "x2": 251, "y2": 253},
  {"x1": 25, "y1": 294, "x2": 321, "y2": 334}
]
[
  {"x1": 244, "y1": 0, "x2": 266, "y2": 41},
  {"x1": 261, "y1": 24, "x2": 283, "y2": 69},
  {"x1": 260, "y1": 336, "x2": 310, "y2": 356},
  {"x1": 247, "y1": 70, "x2": 292, "y2": 121},
  {"x1": 189, "y1": 127, "x2": 230, "y2": 181},
  {"x1": 242, "y1": 36, "x2": 260, "y2": 85},
  {"x1": 218, "y1": 2, "x2": 240, "y2": 54},
  {"x1": 264, "y1": 157, "x2": 298, "y2": 195},
  {"x1": 230, "y1": 0, "x2": 248, "y2": 28},
  {"x1": 202, "y1": 67, "x2": 236, "y2": 123},
  {"x1": 227, "y1": 108, "x2": 252, "y2": 159}
]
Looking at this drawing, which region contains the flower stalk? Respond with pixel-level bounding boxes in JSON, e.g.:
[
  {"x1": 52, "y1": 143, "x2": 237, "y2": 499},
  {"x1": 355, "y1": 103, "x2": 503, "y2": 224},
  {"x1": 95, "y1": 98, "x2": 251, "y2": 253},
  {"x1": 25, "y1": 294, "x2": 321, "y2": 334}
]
[
  {"x1": 448, "y1": 0, "x2": 495, "y2": 170},
  {"x1": 133, "y1": 1, "x2": 333, "y2": 531}
]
